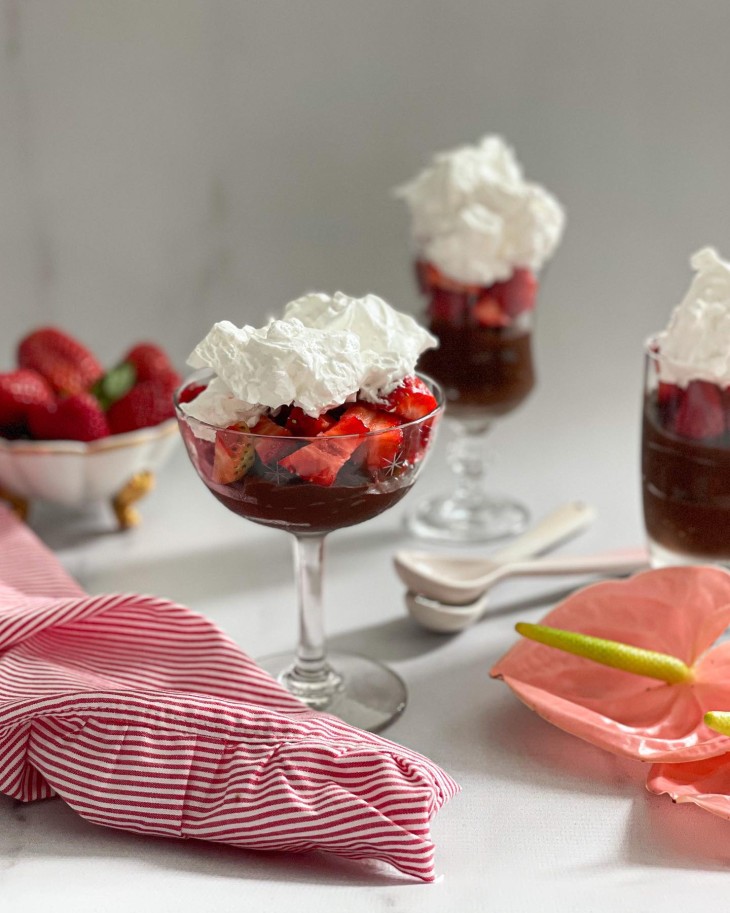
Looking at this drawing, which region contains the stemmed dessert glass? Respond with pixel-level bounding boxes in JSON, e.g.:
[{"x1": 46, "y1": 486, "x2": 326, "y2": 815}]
[
  {"x1": 175, "y1": 369, "x2": 443, "y2": 732},
  {"x1": 407, "y1": 261, "x2": 536, "y2": 542}
]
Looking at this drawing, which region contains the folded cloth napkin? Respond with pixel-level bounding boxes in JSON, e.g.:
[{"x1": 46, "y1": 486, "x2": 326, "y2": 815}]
[{"x1": 0, "y1": 507, "x2": 458, "y2": 881}]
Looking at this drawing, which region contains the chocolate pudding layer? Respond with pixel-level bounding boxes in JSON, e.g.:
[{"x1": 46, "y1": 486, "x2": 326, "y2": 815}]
[
  {"x1": 419, "y1": 322, "x2": 535, "y2": 418},
  {"x1": 206, "y1": 471, "x2": 411, "y2": 535},
  {"x1": 642, "y1": 394, "x2": 730, "y2": 560}
]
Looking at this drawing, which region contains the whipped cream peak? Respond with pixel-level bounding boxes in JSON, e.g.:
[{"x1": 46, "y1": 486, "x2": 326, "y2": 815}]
[
  {"x1": 395, "y1": 134, "x2": 565, "y2": 286},
  {"x1": 182, "y1": 292, "x2": 437, "y2": 435},
  {"x1": 656, "y1": 247, "x2": 730, "y2": 387},
  {"x1": 284, "y1": 291, "x2": 437, "y2": 400},
  {"x1": 187, "y1": 316, "x2": 363, "y2": 418}
]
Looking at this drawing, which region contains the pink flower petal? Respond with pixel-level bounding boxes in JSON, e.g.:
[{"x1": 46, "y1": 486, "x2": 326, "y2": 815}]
[
  {"x1": 647, "y1": 754, "x2": 730, "y2": 820},
  {"x1": 491, "y1": 567, "x2": 730, "y2": 762}
]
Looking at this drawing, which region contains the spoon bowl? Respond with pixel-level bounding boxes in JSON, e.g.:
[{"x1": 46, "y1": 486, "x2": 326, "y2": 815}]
[
  {"x1": 405, "y1": 547, "x2": 650, "y2": 633},
  {"x1": 395, "y1": 501, "x2": 595, "y2": 604}
]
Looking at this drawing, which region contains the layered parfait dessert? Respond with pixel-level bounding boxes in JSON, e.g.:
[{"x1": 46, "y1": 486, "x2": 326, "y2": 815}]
[
  {"x1": 396, "y1": 135, "x2": 565, "y2": 418},
  {"x1": 642, "y1": 248, "x2": 730, "y2": 565},
  {"x1": 177, "y1": 292, "x2": 441, "y2": 535}
]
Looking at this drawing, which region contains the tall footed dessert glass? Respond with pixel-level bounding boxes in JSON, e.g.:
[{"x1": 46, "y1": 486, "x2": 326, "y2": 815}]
[
  {"x1": 176, "y1": 292, "x2": 443, "y2": 731},
  {"x1": 642, "y1": 248, "x2": 730, "y2": 568},
  {"x1": 396, "y1": 135, "x2": 565, "y2": 542}
]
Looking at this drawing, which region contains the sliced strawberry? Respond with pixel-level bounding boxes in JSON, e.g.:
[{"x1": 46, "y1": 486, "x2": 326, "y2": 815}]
[
  {"x1": 29, "y1": 392, "x2": 109, "y2": 442},
  {"x1": 18, "y1": 327, "x2": 103, "y2": 396},
  {"x1": 671, "y1": 380, "x2": 725, "y2": 441},
  {"x1": 381, "y1": 376, "x2": 438, "y2": 421},
  {"x1": 285, "y1": 406, "x2": 336, "y2": 436},
  {"x1": 473, "y1": 294, "x2": 509, "y2": 328},
  {"x1": 251, "y1": 415, "x2": 296, "y2": 465},
  {"x1": 343, "y1": 404, "x2": 404, "y2": 473},
  {"x1": 418, "y1": 260, "x2": 483, "y2": 295},
  {"x1": 495, "y1": 268, "x2": 537, "y2": 319},
  {"x1": 0, "y1": 369, "x2": 54, "y2": 431},
  {"x1": 657, "y1": 381, "x2": 682, "y2": 429},
  {"x1": 658, "y1": 381, "x2": 682, "y2": 408},
  {"x1": 212, "y1": 421, "x2": 255, "y2": 484},
  {"x1": 178, "y1": 382, "x2": 207, "y2": 404},
  {"x1": 428, "y1": 288, "x2": 471, "y2": 324},
  {"x1": 279, "y1": 413, "x2": 368, "y2": 486}
]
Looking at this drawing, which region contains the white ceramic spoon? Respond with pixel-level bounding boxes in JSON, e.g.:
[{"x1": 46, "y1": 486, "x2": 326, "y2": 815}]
[
  {"x1": 394, "y1": 501, "x2": 596, "y2": 604},
  {"x1": 405, "y1": 547, "x2": 650, "y2": 633}
]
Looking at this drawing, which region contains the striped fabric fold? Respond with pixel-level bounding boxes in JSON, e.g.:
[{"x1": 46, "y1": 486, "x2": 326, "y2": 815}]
[{"x1": 0, "y1": 507, "x2": 458, "y2": 881}]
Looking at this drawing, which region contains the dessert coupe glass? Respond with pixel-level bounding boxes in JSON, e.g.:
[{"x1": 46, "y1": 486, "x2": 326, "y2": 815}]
[
  {"x1": 407, "y1": 261, "x2": 537, "y2": 542},
  {"x1": 641, "y1": 337, "x2": 730, "y2": 568},
  {"x1": 175, "y1": 369, "x2": 444, "y2": 732}
]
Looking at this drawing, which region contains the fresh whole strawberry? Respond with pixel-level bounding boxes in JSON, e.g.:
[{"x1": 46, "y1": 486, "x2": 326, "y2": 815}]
[
  {"x1": 18, "y1": 327, "x2": 103, "y2": 396},
  {"x1": 671, "y1": 380, "x2": 725, "y2": 441},
  {"x1": 123, "y1": 342, "x2": 181, "y2": 389},
  {"x1": 106, "y1": 381, "x2": 175, "y2": 434},
  {"x1": 0, "y1": 369, "x2": 54, "y2": 431},
  {"x1": 29, "y1": 392, "x2": 110, "y2": 442}
]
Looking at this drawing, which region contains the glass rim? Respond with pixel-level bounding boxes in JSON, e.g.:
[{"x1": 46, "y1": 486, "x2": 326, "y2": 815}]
[
  {"x1": 174, "y1": 367, "x2": 445, "y2": 441},
  {"x1": 643, "y1": 332, "x2": 695, "y2": 372}
]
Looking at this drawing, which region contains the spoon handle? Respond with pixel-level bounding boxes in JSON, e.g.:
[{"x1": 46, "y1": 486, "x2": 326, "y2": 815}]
[
  {"x1": 504, "y1": 547, "x2": 649, "y2": 579},
  {"x1": 488, "y1": 501, "x2": 596, "y2": 565}
]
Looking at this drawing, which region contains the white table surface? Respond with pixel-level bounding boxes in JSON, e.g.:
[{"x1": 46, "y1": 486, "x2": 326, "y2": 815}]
[{"x1": 3, "y1": 375, "x2": 725, "y2": 913}]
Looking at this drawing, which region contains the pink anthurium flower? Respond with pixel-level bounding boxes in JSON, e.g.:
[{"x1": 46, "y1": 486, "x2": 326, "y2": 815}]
[
  {"x1": 647, "y1": 713, "x2": 730, "y2": 818},
  {"x1": 490, "y1": 566, "x2": 730, "y2": 763}
]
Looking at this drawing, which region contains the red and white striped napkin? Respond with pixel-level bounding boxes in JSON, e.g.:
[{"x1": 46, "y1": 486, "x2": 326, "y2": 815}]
[{"x1": 0, "y1": 507, "x2": 458, "y2": 881}]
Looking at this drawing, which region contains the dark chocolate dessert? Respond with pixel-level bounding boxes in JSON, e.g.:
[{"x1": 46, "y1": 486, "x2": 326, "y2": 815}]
[
  {"x1": 642, "y1": 389, "x2": 730, "y2": 561},
  {"x1": 415, "y1": 262, "x2": 536, "y2": 418}
]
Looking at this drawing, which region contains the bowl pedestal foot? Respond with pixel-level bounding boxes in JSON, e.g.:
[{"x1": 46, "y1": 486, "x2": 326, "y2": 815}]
[{"x1": 112, "y1": 471, "x2": 155, "y2": 530}]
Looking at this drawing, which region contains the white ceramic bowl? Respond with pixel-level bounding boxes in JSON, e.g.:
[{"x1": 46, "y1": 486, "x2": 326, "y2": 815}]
[{"x1": 0, "y1": 419, "x2": 179, "y2": 527}]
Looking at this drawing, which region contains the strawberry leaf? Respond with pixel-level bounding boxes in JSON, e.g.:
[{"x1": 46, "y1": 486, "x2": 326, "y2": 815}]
[{"x1": 92, "y1": 363, "x2": 136, "y2": 410}]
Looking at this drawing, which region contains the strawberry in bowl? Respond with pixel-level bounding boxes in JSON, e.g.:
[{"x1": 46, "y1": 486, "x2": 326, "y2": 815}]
[{"x1": 0, "y1": 328, "x2": 180, "y2": 528}]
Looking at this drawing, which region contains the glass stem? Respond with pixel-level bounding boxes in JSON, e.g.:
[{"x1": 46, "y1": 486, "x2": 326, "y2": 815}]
[
  {"x1": 449, "y1": 420, "x2": 492, "y2": 507},
  {"x1": 293, "y1": 533, "x2": 328, "y2": 679},
  {"x1": 283, "y1": 533, "x2": 343, "y2": 708}
]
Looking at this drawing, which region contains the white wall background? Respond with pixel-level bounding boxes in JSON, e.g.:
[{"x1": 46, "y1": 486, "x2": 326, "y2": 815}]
[{"x1": 1, "y1": 0, "x2": 729, "y2": 473}]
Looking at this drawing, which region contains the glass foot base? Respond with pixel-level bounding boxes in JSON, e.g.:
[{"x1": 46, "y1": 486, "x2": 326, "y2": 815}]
[
  {"x1": 405, "y1": 491, "x2": 529, "y2": 543},
  {"x1": 257, "y1": 651, "x2": 407, "y2": 733}
]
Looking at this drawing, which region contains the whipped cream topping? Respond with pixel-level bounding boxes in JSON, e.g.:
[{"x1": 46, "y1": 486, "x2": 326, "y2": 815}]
[
  {"x1": 284, "y1": 292, "x2": 436, "y2": 401},
  {"x1": 656, "y1": 247, "x2": 730, "y2": 387},
  {"x1": 395, "y1": 134, "x2": 565, "y2": 286},
  {"x1": 182, "y1": 292, "x2": 437, "y2": 436}
]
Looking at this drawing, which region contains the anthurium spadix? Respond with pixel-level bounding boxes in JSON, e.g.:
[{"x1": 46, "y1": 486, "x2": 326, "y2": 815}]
[{"x1": 490, "y1": 567, "x2": 730, "y2": 763}]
